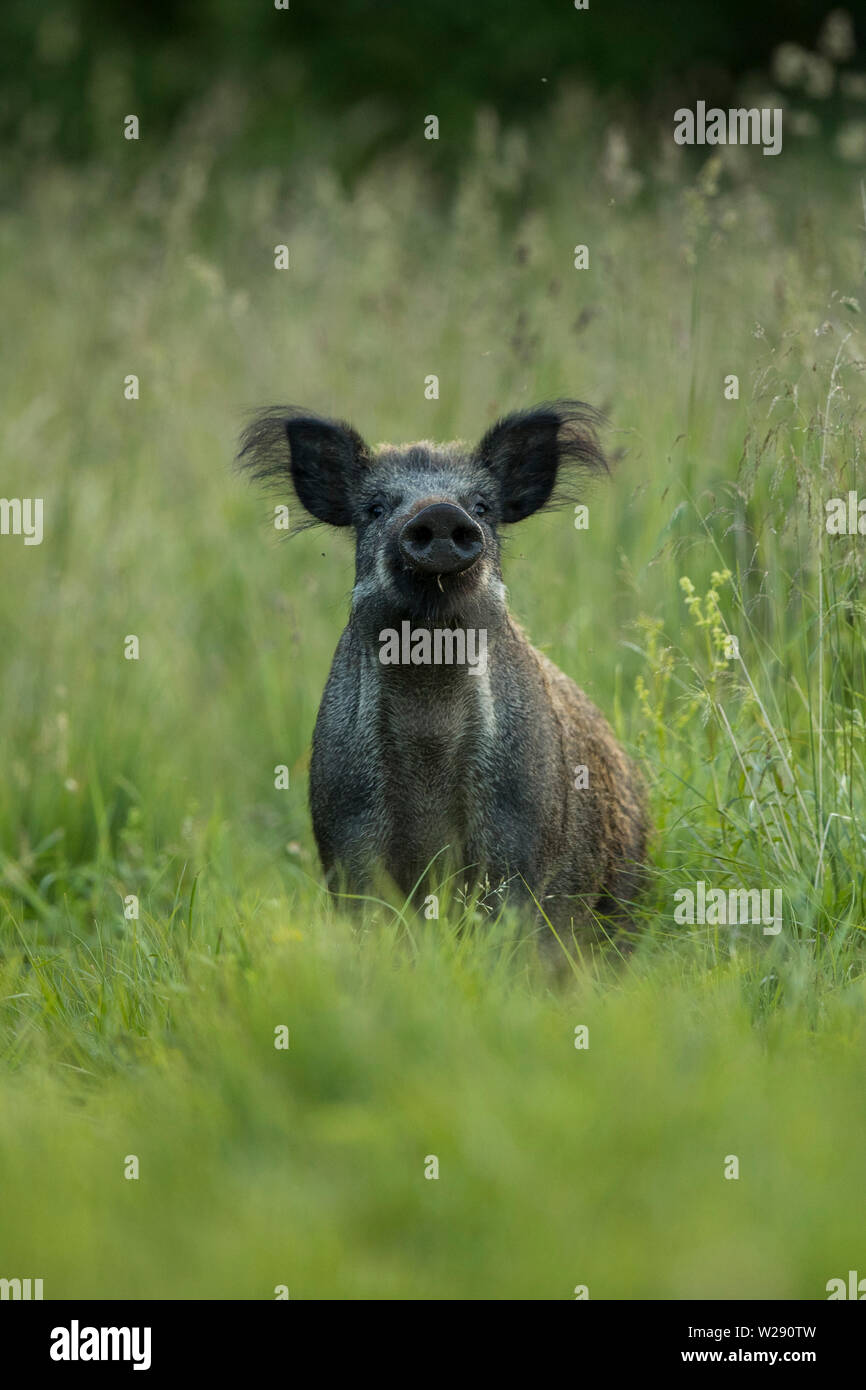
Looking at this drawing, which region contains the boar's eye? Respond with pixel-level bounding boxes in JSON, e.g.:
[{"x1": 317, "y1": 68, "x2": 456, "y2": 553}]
[
  {"x1": 367, "y1": 501, "x2": 387, "y2": 520},
  {"x1": 472, "y1": 499, "x2": 490, "y2": 518}
]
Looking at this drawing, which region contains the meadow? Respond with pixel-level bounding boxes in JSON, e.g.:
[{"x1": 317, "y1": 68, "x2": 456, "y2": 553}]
[{"x1": 1, "y1": 87, "x2": 865, "y2": 1298}]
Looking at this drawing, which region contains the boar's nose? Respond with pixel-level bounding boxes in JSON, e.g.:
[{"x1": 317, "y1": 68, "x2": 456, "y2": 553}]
[{"x1": 398, "y1": 502, "x2": 484, "y2": 576}]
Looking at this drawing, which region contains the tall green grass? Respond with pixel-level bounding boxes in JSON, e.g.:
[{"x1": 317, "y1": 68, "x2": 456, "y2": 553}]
[{"x1": 1, "y1": 95, "x2": 865, "y2": 1296}]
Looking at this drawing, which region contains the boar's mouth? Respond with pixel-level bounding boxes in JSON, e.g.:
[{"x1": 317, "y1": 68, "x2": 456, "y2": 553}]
[
  {"x1": 380, "y1": 555, "x2": 500, "y2": 631},
  {"x1": 392, "y1": 553, "x2": 484, "y2": 599}
]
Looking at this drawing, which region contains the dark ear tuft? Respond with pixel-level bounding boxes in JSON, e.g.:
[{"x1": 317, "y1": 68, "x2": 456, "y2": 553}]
[
  {"x1": 237, "y1": 407, "x2": 370, "y2": 527},
  {"x1": 476, "y1": 399, "x2": 608, "y2": 522}
]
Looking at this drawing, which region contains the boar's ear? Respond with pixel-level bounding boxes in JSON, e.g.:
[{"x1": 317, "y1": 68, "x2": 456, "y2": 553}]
[
  {"x1": 238, "y1": 407, "x2": 370, "y2": 526},
  {"x1": 475, "y1": 400, "x2": 607, "y2": 522}
]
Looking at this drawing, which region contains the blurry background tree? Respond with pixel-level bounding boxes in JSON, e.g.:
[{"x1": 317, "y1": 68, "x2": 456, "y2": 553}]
[{"x1": 1, "y1": 0, "x2": 862, "y2": 181}]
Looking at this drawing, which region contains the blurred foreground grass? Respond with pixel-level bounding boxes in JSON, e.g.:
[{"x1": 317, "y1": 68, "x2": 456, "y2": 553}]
[{"x1": 1, "y1": 94, "x2": 865, "y2": 1296}]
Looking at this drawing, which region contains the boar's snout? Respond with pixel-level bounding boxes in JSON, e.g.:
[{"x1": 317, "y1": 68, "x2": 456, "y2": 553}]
[{"x1": 398, "y1": 502, "x2": 484, "y2": 576}]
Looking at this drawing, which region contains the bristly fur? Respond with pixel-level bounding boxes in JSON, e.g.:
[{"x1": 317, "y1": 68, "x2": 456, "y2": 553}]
[
  {"x1": 480, "y1": 399, "x2": 608, "y2": 472},
  {"x1": 476, "y1": 398, "x2": 609, "y2": 520},
  {"x1": 236, "y1": 405, "x2": 370, "y2": 532},
  {"x1": 540, "y1": 397, "x2": 609, "y2": 477}
]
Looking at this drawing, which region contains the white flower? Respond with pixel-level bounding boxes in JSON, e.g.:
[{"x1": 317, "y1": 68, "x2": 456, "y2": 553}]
[
  {"x1": 818, "y1": 10, "x2": 856, "y2": 63},
  {"x1": 836, "y1": 120, "x2": 866, "y2": 161}
]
